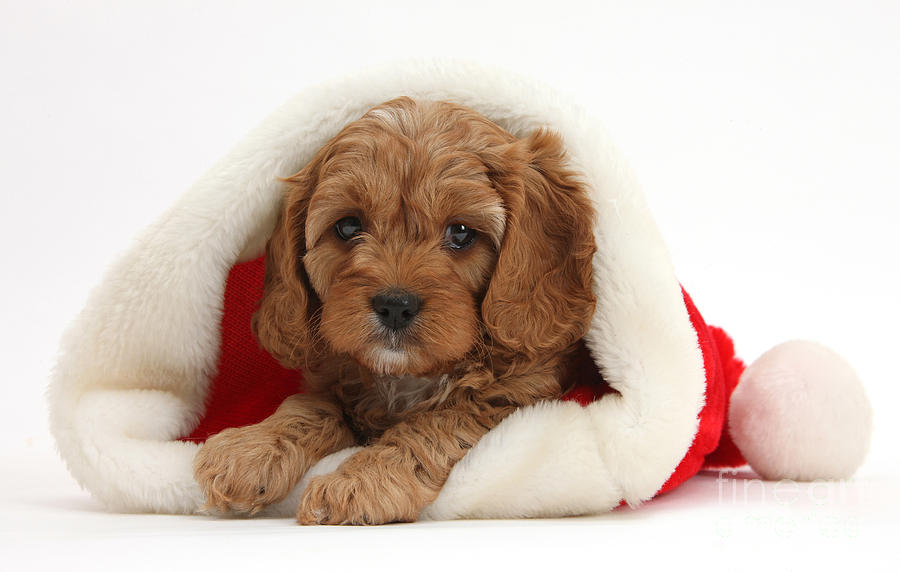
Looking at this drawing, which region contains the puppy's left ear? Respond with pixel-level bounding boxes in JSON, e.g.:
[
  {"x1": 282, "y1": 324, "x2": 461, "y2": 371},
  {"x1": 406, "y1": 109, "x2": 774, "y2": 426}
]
[{"x1": 481, "y1": 129, "x2": 596, "y2": 359}]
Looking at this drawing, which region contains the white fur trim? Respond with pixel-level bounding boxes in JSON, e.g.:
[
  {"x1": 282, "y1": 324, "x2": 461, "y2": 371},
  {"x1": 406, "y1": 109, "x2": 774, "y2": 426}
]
[
  {"x1": 422, "y1": 401, "x2": 622, "y2": 519},
  {"x1": 48, "y1": 60, "x2": 707, "y2": 516},
  {"x1": 729, "y1": 341, "x2": 872, "y2": 481}
]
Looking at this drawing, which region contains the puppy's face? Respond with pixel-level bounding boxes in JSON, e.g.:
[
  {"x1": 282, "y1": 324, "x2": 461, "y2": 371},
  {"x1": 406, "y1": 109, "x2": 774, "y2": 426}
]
[
  {"x1": 255, "y1": 97, "x2": 596, "y2": 380},
  {"x1": 302, "y1": 101, "x2": 509, "y2": 376}
]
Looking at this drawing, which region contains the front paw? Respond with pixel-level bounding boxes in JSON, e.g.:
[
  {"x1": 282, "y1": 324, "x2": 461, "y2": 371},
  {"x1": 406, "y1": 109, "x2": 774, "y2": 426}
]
[
  {"x1": 194, "y1": 425, "x2": 302, "y2": 514},
  {"x1": 297, "y1": 470, "x2": 419, "y2": 525}
]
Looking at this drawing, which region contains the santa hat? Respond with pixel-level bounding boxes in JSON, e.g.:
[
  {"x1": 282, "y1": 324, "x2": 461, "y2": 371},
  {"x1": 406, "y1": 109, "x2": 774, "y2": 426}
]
[{"x1": 48, "y1": 61, "x2": 872, "y2": 518}]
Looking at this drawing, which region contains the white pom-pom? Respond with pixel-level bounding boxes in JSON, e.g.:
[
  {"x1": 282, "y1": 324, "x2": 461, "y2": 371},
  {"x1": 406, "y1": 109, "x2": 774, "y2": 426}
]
[{"x1": 729, "y1": 341, "x2": 872, "y2": 481}]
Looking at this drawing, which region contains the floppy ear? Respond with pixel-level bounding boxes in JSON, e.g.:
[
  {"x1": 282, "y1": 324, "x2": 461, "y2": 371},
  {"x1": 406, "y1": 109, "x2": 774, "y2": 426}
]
[
  {"x1": 481, "y1": 129, "x2": 596, "y2": 359},
  {"x1": 251, "y1": 162, "x2": 321, "y2": 370}
]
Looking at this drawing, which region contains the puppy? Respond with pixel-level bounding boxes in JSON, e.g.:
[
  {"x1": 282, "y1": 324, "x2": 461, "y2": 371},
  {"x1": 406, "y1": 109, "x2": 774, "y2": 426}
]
[{"x1": 193, "y1": 97, "x2": 597, "y2": 524}]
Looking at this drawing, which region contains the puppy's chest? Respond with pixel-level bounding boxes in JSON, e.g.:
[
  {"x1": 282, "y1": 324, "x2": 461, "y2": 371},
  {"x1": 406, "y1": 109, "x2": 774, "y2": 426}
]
[{"x1": 334, "y1": 372, "x2": 453, "y2": 439}]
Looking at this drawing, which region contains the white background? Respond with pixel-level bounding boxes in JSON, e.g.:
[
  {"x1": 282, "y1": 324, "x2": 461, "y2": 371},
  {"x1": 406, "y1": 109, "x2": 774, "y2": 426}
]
[{"x1": 1, "y1": 0, "x2": 898, "y2": 569}]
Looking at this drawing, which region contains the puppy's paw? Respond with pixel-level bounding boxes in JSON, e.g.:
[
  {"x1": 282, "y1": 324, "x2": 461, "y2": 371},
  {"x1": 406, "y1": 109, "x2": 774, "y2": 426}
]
[
  {"x1": 296, "y1": 470, "x2": 419, "y2": 525},
  {"x1": 194, "y1": 425, "x2": 302, "y2": 514}
]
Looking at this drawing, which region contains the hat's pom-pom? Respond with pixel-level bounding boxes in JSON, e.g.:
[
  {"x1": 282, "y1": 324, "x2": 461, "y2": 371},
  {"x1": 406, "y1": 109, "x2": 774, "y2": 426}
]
[{"x1": 728, "y1": 341, "x2": 872, "y2": 481}]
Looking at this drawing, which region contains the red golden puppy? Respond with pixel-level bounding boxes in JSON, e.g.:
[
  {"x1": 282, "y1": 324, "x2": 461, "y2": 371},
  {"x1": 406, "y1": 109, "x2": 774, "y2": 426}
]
[{"x1": 193, "y1": 97, "x2": 597, "y2": 524}]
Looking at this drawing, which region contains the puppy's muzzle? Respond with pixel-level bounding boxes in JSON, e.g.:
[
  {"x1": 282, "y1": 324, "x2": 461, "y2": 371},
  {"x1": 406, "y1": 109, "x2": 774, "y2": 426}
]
[{"x1": 371, "y1": 290, "x2": 422, "y2": 331}]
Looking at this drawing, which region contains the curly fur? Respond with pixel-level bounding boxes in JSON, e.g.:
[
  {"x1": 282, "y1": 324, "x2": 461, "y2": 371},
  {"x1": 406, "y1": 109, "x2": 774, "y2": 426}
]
[{"x1": 193, "y1": 97, "x2": 597, "y2": 524}]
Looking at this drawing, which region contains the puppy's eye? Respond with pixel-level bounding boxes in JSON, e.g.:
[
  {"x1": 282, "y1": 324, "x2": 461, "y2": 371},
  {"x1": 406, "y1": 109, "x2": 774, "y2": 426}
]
[
  {"x1": 444, "y1": 223, "x2": 477, "y2": 250},
  {"x1": 335, "y1": 216, "x2": 363, "y2": 241}
]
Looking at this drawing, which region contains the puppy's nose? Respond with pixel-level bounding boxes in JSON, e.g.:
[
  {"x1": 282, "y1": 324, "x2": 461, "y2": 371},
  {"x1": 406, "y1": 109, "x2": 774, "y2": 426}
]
[{"x1": 371, "y1": 291, "x2": 422, "y2": 330}]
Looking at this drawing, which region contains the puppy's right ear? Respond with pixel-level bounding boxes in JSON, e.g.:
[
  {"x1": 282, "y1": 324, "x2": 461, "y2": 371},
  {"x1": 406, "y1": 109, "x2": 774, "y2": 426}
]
[{"x1": 252, "y1": 161, "x2": 321, "y2": 370}]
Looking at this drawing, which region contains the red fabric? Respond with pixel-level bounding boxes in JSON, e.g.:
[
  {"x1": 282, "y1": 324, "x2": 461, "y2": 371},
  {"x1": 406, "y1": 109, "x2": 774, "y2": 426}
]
[
  {"x1": 703, "y1": 326, "x2": 747, "y2": 468},
  {"x1": 181, "y1": 257, "x2": 746, "y2": 501},
  {"x1": 181, "y1": 257, "x2": 303, "y2": 442}
]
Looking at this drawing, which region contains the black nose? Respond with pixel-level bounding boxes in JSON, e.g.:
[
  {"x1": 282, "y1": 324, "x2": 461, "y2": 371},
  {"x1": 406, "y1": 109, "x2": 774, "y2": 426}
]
[{"x1": 371, "y1": 291, "x2": 422, "y2": 330}]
